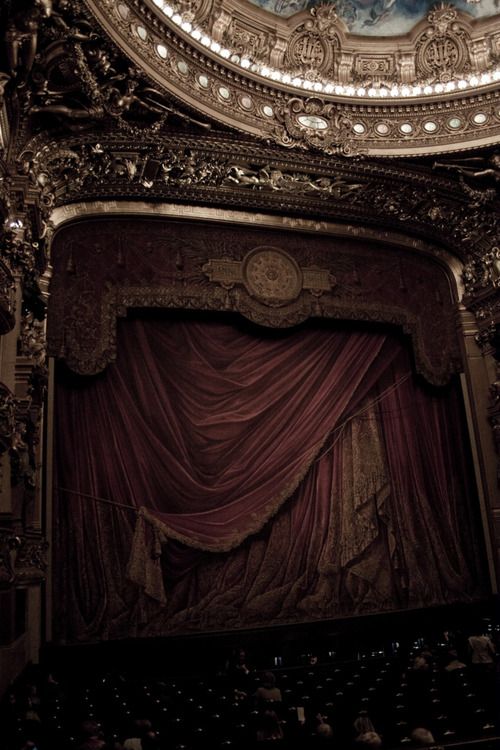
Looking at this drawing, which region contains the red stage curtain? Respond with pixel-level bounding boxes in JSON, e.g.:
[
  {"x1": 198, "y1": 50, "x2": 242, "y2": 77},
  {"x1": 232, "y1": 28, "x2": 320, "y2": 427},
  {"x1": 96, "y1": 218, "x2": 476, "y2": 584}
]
[{"x1": 54, "y1": 316, "x2": 485, "y2": 641}]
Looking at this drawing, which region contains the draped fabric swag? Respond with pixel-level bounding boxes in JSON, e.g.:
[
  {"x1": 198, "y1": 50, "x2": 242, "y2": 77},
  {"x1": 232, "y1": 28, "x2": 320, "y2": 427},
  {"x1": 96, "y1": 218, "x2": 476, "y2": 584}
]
[{"x1": 54, "y1": 316, "x2": 484, "y2": 642}]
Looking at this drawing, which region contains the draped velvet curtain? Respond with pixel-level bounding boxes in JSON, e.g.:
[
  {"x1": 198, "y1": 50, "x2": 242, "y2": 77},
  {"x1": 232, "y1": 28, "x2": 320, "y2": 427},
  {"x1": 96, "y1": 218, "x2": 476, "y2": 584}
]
[{"x1": 54, "y1": 315, "x2": 485, "y2": 642}]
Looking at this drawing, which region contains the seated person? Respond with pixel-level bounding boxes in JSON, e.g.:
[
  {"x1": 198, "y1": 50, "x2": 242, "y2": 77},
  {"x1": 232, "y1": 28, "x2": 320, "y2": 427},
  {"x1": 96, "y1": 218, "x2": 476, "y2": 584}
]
[{"x1": 255, "y1": 672, "x2": 282, "y2": 707}]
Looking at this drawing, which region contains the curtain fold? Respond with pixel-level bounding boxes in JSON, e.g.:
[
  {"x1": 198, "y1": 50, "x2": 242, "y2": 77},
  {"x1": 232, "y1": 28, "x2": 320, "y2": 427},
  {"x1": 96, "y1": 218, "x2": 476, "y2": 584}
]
[{"x1": 54, "y1": 316, "x2": 485, "y2": 641}]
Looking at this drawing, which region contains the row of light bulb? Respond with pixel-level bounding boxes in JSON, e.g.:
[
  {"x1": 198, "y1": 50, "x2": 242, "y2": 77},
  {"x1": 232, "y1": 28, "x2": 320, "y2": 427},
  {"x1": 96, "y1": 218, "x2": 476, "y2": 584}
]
[{"x1": 152, "y1": 0, "x2": 500, "y2": 99}]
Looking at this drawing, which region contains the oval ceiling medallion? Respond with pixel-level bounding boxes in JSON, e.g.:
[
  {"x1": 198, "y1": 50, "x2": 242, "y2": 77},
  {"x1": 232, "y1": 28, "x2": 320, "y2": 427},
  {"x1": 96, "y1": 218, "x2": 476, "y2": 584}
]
[{"x1": 297, "y1": 114, "x2": 329, "y2": 130}]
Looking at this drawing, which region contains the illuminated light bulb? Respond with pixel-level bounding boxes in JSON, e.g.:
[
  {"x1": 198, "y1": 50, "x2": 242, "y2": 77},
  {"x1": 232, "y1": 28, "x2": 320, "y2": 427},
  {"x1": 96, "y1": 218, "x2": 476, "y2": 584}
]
[
  {"x1": 457, "y1": 79, "x2": 467, "y2": 88},
  {"x1": 357, "y1": 87, "x2": 366, "y2": 96},
  {"x1": 412, "y1": 85, "x2": 422, "y2": 95},
  {"x1": 240, "y1": 58, "x2": 251, "y2": 68},
  {"x1": 469, "y1": 75, "x2": 479, "y2": 86},
  {"x1": 172, "y1": 13, "x2": 182, "y2": 24},
  {"x1": 434, "y1": 83, "x2": 444, "y2": 93},
  {"x1": 181, "y1": 21, "x2": 192, "y2": 32},
  {"x1": 423, "y1": 85, "x2": 433, "y2": 94},
  {"x1": 220, "y1": 48, "x2": 231, "y2": 58},
  {"x1": 163, "y1": 4, "x2": 173, "y2": 16},
  {"x1": 191, "y1": 28, "x2": 201, "y2": 39},
  {"x1": 210, "y1": 41, "x2": 221, "y2": 52}
]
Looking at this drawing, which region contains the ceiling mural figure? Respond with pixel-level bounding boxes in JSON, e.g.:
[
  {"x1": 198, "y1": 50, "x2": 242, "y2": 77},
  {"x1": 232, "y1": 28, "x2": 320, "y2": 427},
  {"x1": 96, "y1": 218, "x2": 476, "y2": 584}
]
[{"x1": 245, "y1": 0, "x2": 500, "y2": 31}]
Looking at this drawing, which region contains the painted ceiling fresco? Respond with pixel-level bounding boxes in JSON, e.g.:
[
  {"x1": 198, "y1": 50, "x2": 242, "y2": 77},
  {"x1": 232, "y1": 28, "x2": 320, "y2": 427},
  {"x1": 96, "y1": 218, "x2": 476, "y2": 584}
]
[{"x1": 245, "y1": 0, "x2": 500, "y2": 33}]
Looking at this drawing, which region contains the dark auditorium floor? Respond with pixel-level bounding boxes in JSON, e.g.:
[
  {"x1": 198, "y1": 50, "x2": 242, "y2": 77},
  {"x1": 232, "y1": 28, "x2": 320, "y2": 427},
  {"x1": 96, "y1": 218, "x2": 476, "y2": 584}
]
[{"x1": 1, "y1": 601, "x2": 499, "y2": 750}]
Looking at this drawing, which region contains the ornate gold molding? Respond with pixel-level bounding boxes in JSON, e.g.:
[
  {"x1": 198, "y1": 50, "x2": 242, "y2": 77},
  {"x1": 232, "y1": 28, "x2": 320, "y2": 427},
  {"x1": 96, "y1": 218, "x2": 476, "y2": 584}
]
[{"x1": 84, "y1": 0, "x2": 500, "y2": 155}]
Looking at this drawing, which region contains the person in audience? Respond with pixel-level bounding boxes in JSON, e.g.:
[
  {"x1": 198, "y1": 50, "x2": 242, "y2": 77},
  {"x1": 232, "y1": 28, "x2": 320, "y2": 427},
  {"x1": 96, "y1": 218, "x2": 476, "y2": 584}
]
[
  {"x1": 467, "y1": 625, "x2": 497, "y2": 712},
  {"x1": 354, "y1": 731, "x2": 383, "y2": 748},
  {"x1": 255, "y1": 671, "x2": 282, "y2": 707},
  {"x1": 468, "y1": 627, "x2": 496, "y2": 671},
  {"x1": 410, "y1": 727, "x2": 443, "y2": 748},
  {"x1": 411, "y1": 648, "x2": 433, "y2": 672},
  {"x1": 229, "y1": 647, "x2": 254, "y2": 697},
  {"x1": 353, "y1": 710, "x2": 376, "y2": 736},
  {"x1": 443, "y1": 649, "x2": 466, "y2": 671},
  {"x1": 123, "y1": 719, "x2": 155, "y2": 750},
  {"x1": 311, "y1": 719, "x2": 335, "y2": 746}
]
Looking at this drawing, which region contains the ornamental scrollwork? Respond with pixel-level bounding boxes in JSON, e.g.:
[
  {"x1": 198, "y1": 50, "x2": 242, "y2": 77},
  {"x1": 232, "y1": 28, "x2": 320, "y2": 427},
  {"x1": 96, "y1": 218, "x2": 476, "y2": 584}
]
[
  {"x1": 286, "y1": 5, "x2": 340, "y2": 80},
  {"x1": 0, "y1": 528, "x2": 22, "y2": 585},
  {"x1": 463, "y1": 246, "x2": 500, "y2": 297},
  {"x1": 223, "y1": 21, "x2": 273, "y2": 61},
  {"x1": 19, "y1": 311, "x2": 46, "y2": 366},
  {"x1": 273, "y1": 97, "x2": 360, "y2": 156},
  {"x1": 415, "y1": 3, "x2": 471, "y2": 83},
  {"x1": 0, "y1": 259, "x2": 16, "y2": 331},
  {"x1": 0, "y1": 0, "x2": 212, "y2": 139},
  {"x1": 0, "y1": 527, "x2": 49, "y2": 585},
  {"x1": 15, "y1": 537, "x2": 49, "y2": 581},
  {"x1": 0, "y1": 383, "x2": 16, "y2": 455}
]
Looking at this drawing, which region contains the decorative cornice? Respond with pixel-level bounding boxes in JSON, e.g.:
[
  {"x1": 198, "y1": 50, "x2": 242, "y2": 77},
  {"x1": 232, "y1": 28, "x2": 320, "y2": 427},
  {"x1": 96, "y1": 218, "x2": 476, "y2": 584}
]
[
  {"x1": 83, "y1": 0, "x2": 500, "y2": 155},
  {"x1": 23, "y1": 133, "x2": 499, "y2": 265}
]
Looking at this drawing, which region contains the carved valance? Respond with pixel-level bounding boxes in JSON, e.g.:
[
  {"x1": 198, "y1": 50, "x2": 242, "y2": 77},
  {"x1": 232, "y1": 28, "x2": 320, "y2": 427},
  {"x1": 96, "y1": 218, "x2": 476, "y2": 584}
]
[{"x1": 47, "y1": 217, "x2": 462, "y2": 385}]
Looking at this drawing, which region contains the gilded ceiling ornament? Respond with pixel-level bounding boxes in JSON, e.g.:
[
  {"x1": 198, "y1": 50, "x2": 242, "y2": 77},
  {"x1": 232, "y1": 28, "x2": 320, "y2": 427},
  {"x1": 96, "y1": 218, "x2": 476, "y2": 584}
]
[
  {"x1": 287, "y1": 4, "x2": 340, "y2": 78},
  {"x1": 416, "y1": 3, "x2": 471, "y2": 83},
  {"x1": 223, "y1": 21, "x2": 273, "y2": 61},
  {"x1": 273, "y1": 97, "x2": 359, "y2": 155}
]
